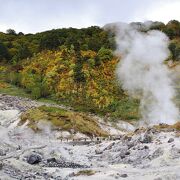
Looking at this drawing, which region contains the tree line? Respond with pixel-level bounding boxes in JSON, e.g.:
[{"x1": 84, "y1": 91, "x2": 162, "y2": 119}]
[{"x1": 0, "y1": 20, "x2": 180, "y2": 64}]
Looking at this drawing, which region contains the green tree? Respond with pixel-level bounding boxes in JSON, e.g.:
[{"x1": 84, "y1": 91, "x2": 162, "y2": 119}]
[
  {"x1": 15, "y1": 43, "x2": 32, "y2": 61},
  {"x1": 73, "y1": 48, "x2": 86, "y2": 99},
  {"x1": 73, "y1": 53, "x2": 86, "y2": 84},
  {"x1": 169, "y1": 42, "x2": 176, "y2": 60},
  {"x1": 169, "y1": 40, "x2": 180, "y2": 61},
  {"x1": 97, "y1": 47, "x2": 113, "y2": 62},
  {"x1": 175, "y1": 46, "x2": 180, "y2": 61},
  {"x1": 18, "y1": 32, "x2": 24, "y2": 36},
  {"x1": 6, "y1": 29, "x2": 16, "y2": 35},
  {"x1": 164, "y1": 20, "x2": 180, "y2": 39},
  {"x1": 39, "y1": 32, "x2": 64, "y2": 50},
  {"x1": 0, "y1": 41, "x2": 10, "y2": 61}
]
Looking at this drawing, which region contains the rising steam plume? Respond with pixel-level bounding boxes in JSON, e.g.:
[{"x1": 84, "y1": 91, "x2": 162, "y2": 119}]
[{"x1": 107, "y1": 22, "x2": 179, "y2": 125}]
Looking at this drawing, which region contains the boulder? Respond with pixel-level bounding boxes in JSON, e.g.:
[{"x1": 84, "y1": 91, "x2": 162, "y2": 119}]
[{"x1": 27, "y1": 154, "x2": 42, "y2": 165}]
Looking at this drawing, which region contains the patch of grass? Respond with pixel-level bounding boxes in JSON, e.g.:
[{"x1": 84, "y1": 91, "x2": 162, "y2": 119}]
[
  {"x1": 0, "y1": 79, "x2": 58, "y2": 103},
  {"x1": 110, "y1": 98, "x2": 140, "y2": 121},
  {"x1": 0, "y1": 81, "x2": 32, "y2": 98},
  {"x1": 153, "y1": 122, "x2": 180, "y2": 131},
  {"x1": 38, "y1": 97, "x2": 57, "y2": 104},
  {"x1": 59, "y1": 97, "x2": 140, "y2": 122},
  {"x1": 74, "y1": 170, "x2": 96, "y2": 176},
  {"x1": 0, "y1": 81, "x2": 9, "y2": 89},
  {"x1": 20, "y1": 105, "x2": 108, "y2": 137},
  {"x1": 39, "y1": 106, "x2": 67, "y2": 114},
  {"x1": 172, "y1": 122, "x2": 180, "y2": 131}
]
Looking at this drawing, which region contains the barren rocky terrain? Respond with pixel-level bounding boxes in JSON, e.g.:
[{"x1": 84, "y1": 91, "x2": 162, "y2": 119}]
[{"x1": 0, "y1": 94, "x2": 180, "y2": 180}]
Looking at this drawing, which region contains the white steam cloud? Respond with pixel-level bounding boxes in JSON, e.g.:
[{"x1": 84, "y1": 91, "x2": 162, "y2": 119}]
[{"x1": 112, "y1": 22, "x2": 179, "y2": 125}]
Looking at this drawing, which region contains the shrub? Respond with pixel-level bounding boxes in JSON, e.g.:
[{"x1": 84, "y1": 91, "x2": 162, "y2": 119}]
[
  {"x1": 31, "y1": 87, "x2": 41, "y2": 99},
  {"x1": 97, "y1": 47, "x2": 113, "y2": 62},
  {"x1": 169, "y1": 40, "x2": 180, "y2": 61},
  {"x1": 110, "y1": 98, "x2": 140, "y2": 121},
  {"x1": 5, "y1": 72, "x2": 21, "y2": 85}
]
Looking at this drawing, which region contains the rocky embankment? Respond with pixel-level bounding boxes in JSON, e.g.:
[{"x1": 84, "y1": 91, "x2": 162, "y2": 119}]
[{"x1": 0, "y1": 94, "x2": 180, "y2": 180}]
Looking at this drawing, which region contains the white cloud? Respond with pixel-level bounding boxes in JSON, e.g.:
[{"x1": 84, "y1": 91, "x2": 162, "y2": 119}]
[
  {"x1": 0, "y1": 0, "x2": 179, "y2": 33},
  {"x1": 145, "y1": 1, "x2": 180, "y2": 23},
  {"x1": 132, "y1": 0, "x2": 180, "y2": 23}
]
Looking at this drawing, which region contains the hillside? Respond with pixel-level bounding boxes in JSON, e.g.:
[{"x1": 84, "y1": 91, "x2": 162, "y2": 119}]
[
  {"x1": 0, "y1": 20, "x2": 180, "y2": 180},
  {"x1": 1, "y1": 20, "x2": 180, "y2": 122},
  {"x1": 0, "y1": 20, "x2": 180, "y2": 64},
  {"x1": 0, "y1": 94, "x2": 179, "y2": 179}
]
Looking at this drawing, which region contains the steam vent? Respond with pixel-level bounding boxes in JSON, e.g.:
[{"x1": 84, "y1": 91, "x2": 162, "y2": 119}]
[{"x1": 0, "y1": 1, "x2": 180, "y2": 179}]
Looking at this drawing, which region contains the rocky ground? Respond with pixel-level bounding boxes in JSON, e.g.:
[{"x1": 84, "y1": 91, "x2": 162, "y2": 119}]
[{"x1": 0, "y1": 94, "x2": 180, "y2": 180}]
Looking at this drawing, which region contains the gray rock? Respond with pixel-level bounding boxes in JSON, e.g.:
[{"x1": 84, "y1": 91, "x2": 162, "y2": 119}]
[
  {"x1": 27, "y1": 154, "x2": 42, "y2": 164},
  {"x1": 120, "y1": 174, "x2": 128, "y2": 178},
  {"x1": 168, "y1": 138, "x2": 174, "y2": 143},
  {"x1": 154, "y1": 178, "x2": 162, "y2": 180},
  {"x1": 0, "y1": 149, "x2": 6, "y2": 156},
  {"x1": 148, "y1": 148, "x2": 163, "y2": 160},
  {"x1": 0, "y1": 163, "x2": 3, "y2": 170},
  {"x1": 120, "y1": 155, "x2": 126, "y2": 159},
  {"x1": 127, "y1": 142, "x2": 135, "y2": 149},
  {"x1": 47, "y1": 157, "x2": 57, "y2": 163},
  {"x1": 144, "y1": 145, "x2": 149, "y2": 149},
  {"x1": 140, "y1": 133, "x2": 152, "y2": 143},
  {"x1": 95, "y1": 149, "x2": 103, "y2": 154},
  {"x1": 170, "y1": 147, "x2": 180, "y2": 159},
  {"x1": 125, "y1": 151, "x2": 130, "y2": 155},
  {"x1": 104, "y1": 142, "x2": 115, "y2": 151}
]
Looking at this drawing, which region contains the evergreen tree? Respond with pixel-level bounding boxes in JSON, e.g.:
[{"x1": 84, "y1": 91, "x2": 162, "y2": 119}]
[{"x1": 0, "y1": 41, "x2": 10, "y2": 61}]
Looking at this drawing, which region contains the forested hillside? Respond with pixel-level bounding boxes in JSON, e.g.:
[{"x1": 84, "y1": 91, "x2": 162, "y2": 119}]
[
  {"x1": 0, "y1": 20, "x2": 180, "y2": 121},
  {"x1": 0, "y1": 26, "x2": 115, "y2": 63}
]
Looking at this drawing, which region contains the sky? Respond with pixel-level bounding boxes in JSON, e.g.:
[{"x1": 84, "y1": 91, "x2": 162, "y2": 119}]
[{"x1": 0, "y1": 0, "x2": 179, "y2": 33}]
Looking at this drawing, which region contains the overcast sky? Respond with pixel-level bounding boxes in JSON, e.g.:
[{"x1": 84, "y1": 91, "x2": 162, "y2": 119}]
[{"x1": 0, "y1": 0, "x2": 179, "y2": 33}]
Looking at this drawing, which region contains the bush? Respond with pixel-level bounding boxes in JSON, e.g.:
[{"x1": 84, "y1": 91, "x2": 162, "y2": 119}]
[
  {"x1": 169, "y1": 40, "x2": 180, "y2": 61},
  {"x1": 110, "y1": 98, "x2": 140, "y2": 121},
  {"x1": 87, "y1": 58, "x2": 95, "y2": 67},
  {"x1": 97, "y1": 47, "x2": 113, "y2": 62},
  {"x1": 5, "y1": 72, "x2": 21, "y2": 85},
  {"x1": 31, "y1": 87, "x2": 41, "y2": 99},
  {"x1": 0, "y1": 41, "x2": 10, "y2": 61}
]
